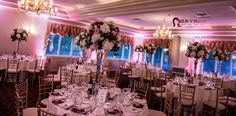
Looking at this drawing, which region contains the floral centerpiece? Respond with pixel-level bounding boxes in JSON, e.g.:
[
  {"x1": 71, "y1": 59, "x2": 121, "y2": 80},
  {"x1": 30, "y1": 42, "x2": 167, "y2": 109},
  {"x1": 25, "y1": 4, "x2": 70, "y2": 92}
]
[
  {"x1": 143, "y1": 44, "x2": 156, "y2": 54},
  {"x1": 135, "y1": 45, "x2": 143, "y2": 52},
  {"x1": 75, "y1": 20, "x2": 120, "y2": 82},
  {"x1": 213, "y1": 50, "x2": 229, "y2": 61},
  {"x1": 75, "y1": 21, "x2": 120, "y2": 53},
  {"x1": 143, "y1": 44, "x2": 156, "y2": 66},
  {"x1": 185, "y1": 42, "x2": 208, "y2": 76},
  {"x1": 135, "y1": 45, "x2": 144, "y2": 63},
  {"x1": 213, "y1": 50, "x2": 229, "y2": 75},
  {"x1": 10, "y1": 28, "x2": 28, "y2": 53}
]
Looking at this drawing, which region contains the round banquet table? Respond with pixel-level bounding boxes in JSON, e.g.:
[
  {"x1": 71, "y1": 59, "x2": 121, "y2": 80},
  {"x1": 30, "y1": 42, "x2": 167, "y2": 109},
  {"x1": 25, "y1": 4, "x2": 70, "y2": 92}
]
[
  {"x1": 166, "y1": 81, "x2": 217, "y2": 116},
  {"x1": 45, "y1": 85, "x2": 149, "y2": 116}
]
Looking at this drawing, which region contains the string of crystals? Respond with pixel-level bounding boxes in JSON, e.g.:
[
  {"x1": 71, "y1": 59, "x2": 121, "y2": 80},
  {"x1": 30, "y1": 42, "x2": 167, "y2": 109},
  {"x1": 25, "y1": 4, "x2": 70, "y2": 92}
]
[{"x1": 17, "y1": 0, "x2": 58, "y2": 16}]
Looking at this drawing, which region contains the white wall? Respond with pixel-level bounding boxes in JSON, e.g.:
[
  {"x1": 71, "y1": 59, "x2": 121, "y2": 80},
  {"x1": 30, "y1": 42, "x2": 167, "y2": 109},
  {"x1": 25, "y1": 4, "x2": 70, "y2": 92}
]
[{"x1": 0, "y1": 7, "x2": 49, "y2": 55}]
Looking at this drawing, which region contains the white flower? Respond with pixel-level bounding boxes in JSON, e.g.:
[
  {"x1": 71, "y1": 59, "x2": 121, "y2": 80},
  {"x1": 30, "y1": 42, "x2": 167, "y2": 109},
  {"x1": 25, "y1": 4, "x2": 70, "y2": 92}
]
[
  {"x1": 16, "y1": 34, "x2": 21, "y2": 39},
  {"x1": 17, "y1": 28, "x2": 24, "y2": 33},
  {"x1": 103, "y1": 41, "x2": 114, "y2": 51},
  {"x1": 23, "y1": 33, "x2": 27, "y2": 37},
  {"x1": 92, "y1": 33, "x2": 101, "y2": 43},
  {"x1": 190, "y1": 51, "x2": 196, "y2": 57},
  {"x1": 191, "y1": 46, "x2": 197, "y2": 51},
  {"x1": 80, "y1": 40, "x2": 86, "y2": 47},
  {"x1": 221, "y1": 54, "x2": 225, "y2": 58},
  {"x1": 148, "y1": 46, "x2": 151, "y2": 50},
  {"x1": 76, "y1": 36, "x2": 80, "y2": 41},
  {"x1": 215, "y1": 56, "x2": 218, "y2": 60},
  {"x1": 100, "y1": 23, "x2": 110, "y2": 33},
  {"x1": 199, "y1": 50, "x2": 205, "y2": 56}
]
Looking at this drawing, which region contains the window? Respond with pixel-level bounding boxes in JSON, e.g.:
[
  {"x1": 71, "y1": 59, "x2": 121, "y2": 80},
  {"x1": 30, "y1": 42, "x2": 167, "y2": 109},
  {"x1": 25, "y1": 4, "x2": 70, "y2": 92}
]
[
  {"x1": 144, "y1": 48, "x2": 170, "y2": 71},
  {"x1": 203, "y1": 52, "x2": 215, "y2": 73},
  {"x1": 45, "y1": 33, "x2": 82, "y2": 57},
  {"x1": 107, "y1": 44, "x2": 131, "y2": 60},
  {"x1": 232, "y1": 53, "x2": 236, "y2": 76},
  {"x1": 203, "y1": 52, "x2": 236, "y2": 78},
  {"x1": 219, "y1": 53, "x2": 230, "y2": 75}
]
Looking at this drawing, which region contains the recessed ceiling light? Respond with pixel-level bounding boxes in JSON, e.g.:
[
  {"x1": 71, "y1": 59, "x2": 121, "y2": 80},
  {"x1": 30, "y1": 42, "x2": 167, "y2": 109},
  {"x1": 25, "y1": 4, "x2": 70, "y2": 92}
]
[
  {"x1": 195, "y1": 13, "x2": 210, "y2": 18},
  {"x1": 133, "y1": 18, "x2": 142, "y2": 21}
]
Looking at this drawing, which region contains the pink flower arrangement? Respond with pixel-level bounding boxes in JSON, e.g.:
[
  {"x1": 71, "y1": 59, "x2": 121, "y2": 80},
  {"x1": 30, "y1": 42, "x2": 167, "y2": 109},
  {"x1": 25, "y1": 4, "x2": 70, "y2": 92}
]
[
  {"x1": 213, "y1": 50, "x2": 229, "y2": 61},
  {"x1": 75, "y1": 20, "x2": 120, "y2": 55},
  {"x1": 185, "y1": 42, "x2": 208, "y2": 60}
]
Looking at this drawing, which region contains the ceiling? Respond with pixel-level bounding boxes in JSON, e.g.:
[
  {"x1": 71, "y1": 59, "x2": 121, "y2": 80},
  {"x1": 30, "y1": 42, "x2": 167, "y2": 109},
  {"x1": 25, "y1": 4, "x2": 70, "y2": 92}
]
[{"x1": 1, "y1": 0, "x2": 236, "y2": 36}]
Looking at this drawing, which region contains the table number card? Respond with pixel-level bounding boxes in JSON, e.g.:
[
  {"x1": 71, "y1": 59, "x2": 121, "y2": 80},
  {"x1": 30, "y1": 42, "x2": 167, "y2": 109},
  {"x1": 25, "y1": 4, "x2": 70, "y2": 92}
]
[{"x1": 96, "y1": 89, "x2": 108, "y2": 103}]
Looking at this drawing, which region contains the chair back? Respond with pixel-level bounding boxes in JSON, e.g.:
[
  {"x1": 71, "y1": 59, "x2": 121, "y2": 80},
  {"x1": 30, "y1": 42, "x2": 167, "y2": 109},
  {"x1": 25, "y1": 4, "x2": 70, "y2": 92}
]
[
  {"x1": 133, "y1": 80, "x2": 149, "y2": 99},
  {"x1": 164, "y1": 89, "x2": 174, "y2": 116},
  {"x1": 8, "y1": 59, "x2": 19, "y2": 71},
  {"x1": 60, "y1": 67, "x2": 73, "y2": 84},
  {"x1": 15, "y1": 79, "x2": 28, "y2": 116},
  {"x1": 212, "y1": 78, "x2": 223, "y2": 88},
  {"x1": 38, "y1": 106, "x2": 57, "y2": 116},
  {"x1": 217, "y1": 88, "x2": 229, "y2": 112},
  {"x1": 38, "y1": 75, "x2": 54, "y2": 101},
  {"x1": 179, "y1": 84, "x2": 196, "y2": 106},
  {"x1": 145, "y1": 69, "x2": 155, "y2": 81}
]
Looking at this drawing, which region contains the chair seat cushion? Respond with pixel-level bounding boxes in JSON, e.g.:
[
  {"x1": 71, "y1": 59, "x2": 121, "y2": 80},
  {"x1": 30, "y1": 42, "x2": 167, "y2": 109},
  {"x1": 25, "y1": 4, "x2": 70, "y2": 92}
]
[
  {"x1": 26, "y1": 69, "x2": 40, "y2": 73},
  {"x1": 149, "y1": 109, "x2": 166, "y2": 116},
  {"x1": 150, "y1": 87, "x2": 165, "y2": 92},
  {"x1": 204, "y1": 101, "x2": 225, "y2": 111},
  {"x1": 8, "y1": 69, "x2": 20, "y2": 73},
  {"x1": 40, "y1": 98, "x2": 49, "y2": 106},
  {"x1": 181, "y1": 99, "x2": 195, "y2": 106},
  {"x1": 155, "y1": 92, "x2": 166, "y2": 98},
  {"x1": 23, "y1": 107, "x2": 37, "y2": 116}
]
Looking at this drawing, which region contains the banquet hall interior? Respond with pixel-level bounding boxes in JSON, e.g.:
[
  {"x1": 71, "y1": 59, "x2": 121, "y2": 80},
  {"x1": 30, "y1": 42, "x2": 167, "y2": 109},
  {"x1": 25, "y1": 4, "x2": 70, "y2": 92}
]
[{"x1": 0, "y1": 0, "x2": 236, "y2": 116}]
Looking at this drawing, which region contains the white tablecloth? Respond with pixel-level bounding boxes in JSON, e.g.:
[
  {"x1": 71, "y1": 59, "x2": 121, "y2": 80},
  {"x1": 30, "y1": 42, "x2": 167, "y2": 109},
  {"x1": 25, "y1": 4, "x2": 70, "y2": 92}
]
[{"x1": 166, "y1": 82, "x2": 217, "y2": 116}]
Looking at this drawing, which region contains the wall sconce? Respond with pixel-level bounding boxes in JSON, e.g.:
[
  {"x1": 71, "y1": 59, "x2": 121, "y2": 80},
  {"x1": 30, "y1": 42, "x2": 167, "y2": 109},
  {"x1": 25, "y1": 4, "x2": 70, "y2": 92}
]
[
  {"x1": 180, "y1": 44, "x2": 187, "y2": 52},
  {"x1": 23, "y1": 25, "x2": 35, "y2": 35}
]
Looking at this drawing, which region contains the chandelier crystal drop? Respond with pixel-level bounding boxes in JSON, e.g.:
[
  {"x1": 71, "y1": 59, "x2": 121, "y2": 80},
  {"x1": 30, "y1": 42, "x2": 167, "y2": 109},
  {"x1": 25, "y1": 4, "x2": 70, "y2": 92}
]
[
  {"x1": 17, "y1": 0, "x2": 58, "y2": 16},
  {"x1": 153, "y1": 18, "x2": 173, "y2": 39}
]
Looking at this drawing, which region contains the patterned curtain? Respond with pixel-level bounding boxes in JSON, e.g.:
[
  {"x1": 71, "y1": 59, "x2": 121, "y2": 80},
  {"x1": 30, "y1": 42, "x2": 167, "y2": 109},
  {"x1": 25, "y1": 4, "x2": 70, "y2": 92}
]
[
  {"x1": 201, "y1": 40, "x2": 236, "y2": 52},
  {"x1": 44, "y1": 22, "x2": 86, "y2": 50},
  {"x1": 143, "y1": 38, "x2": 173, "y2": 64}
]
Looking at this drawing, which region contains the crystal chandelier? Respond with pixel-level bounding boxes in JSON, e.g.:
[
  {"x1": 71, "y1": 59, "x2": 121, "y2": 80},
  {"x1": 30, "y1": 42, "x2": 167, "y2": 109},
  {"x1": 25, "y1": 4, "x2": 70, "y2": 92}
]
[
  {"x1": 17, "y1": 0, "x2": 58, "y2": 16},
  {"x1": 153, "y1": 18, "x2": 172, "y2": 39}
]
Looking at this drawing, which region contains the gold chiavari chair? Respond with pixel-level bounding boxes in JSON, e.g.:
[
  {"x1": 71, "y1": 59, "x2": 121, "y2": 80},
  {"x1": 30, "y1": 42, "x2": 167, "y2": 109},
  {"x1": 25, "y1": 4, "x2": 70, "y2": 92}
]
[
  {"x1": 104, "y1": 70, "x2": 121, "y2": 87},
  {"x1": 26, "y1": 59, "x2": 40, "y2": 85},
  {"x1": 37, "y1": 105, "x2": 57, "y2": 116},
  {"x1": 128, "y1": 68, "x2": 140, "y2": 89},
  {"x1": 151, "y1": 77, "x2": 167, "y2": 110},
  {"x1": 37, "y1": 75, "x2": 54, "y2": 107},
  {"x1": 179, "y1": 84, "x2": 196, "y2": 116},
  {"x1": 4, "y1": 59, "x2": 20, "y2": 84},
  {"x1": 15, "y1": 79, "x2": 38, "y2": 116},
  {"x1": 59, "y1": 67, "x2": 73, "y2": 86},
  {"x1": 203, "y1": 87, "x2": 228, "y2": 116},
  {"x1": 72, "y1": 69, "x2": 92, "y2": 85},
  {"x1": 133, "y1": 80, "x2": 149, "y2": 99},
  {"x1": 149, "y1": 89, "x2": 175, "y2": 116},
  {"x1": 212, "y1": 78, "x2": 223, "y2": 88}
]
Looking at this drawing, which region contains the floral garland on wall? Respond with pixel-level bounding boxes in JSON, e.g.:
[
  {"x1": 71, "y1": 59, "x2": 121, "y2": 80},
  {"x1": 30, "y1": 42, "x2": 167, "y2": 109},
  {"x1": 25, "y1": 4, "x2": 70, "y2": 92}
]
[
  {"x1": 75, "y1": 21, "x2": 120, "y2": 54},
  {"x1": 213, "y1": 50, "x2": 229, "y2": 61},
  {"x1": 11, "y1": 28, "x2": 28, "y2": 42}
]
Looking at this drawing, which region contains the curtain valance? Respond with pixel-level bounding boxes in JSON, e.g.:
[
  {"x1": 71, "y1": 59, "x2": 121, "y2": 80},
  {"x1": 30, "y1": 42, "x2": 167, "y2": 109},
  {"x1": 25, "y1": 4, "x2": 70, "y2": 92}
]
[
  {"x1": 143, "y1": 38, "x2": 170, "y2": 48},
  {"x1": 201, "y1": 40, "x2": 236, "y2": 52},
  {"x1": 120, "y1": 35, "x2": 134, "y2": 46}
]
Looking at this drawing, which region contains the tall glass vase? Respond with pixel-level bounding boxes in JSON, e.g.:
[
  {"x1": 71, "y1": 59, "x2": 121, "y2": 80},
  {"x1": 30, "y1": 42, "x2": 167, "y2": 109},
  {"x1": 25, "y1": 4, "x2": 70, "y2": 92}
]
[
  {"x1": 96, "y1": 50, "x2": 104, "y2": 83},
  {"x1": 217, "y1": 61, "x2": 221, "y2": 77},
  {"x1": 145, "y1": 53, "x2": 151, "y2": 69},
  {"x1": 16, "y1": 41, "x2": 20, "y2": 54},
  {"x1": 194, "y1": 59, "x2": 198, "y2": 77}
]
